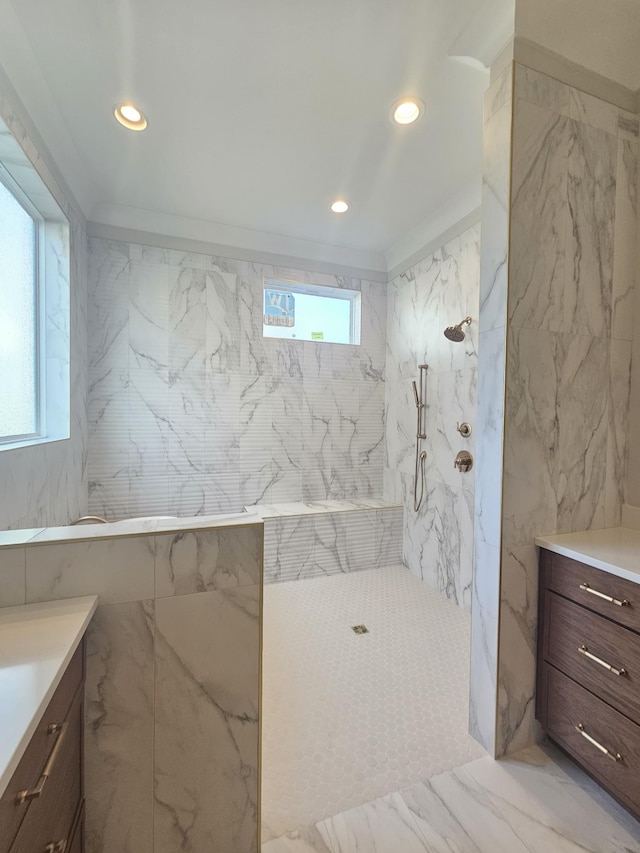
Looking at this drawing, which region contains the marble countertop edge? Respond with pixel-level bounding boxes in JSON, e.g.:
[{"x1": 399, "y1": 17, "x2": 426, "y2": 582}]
[{"x1": 0, "y1": 595, "x2": 98, "y2": 799}]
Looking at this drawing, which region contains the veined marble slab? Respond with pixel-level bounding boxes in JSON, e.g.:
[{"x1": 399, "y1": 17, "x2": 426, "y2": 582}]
[
  {"x1": 248, "y1": 498, "x2": 401, "y2": 519},
  {"x1": 0, "y1": 595, "x2": 98, "y2": 798},
  {"x1": 0, "y1": 509, "x2": 261, "y2": 550},
  {"x1": 535, "y1": 526, "x2": 640, "y2": 585}
]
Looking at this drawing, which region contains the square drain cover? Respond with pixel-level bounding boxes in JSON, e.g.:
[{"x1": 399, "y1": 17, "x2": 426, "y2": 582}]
[{"x1": 352, "y1": 624, "x2": 369, "y2": 635}]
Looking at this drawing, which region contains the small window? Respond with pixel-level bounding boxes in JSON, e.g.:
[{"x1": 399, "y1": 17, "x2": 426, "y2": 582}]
[
  {"x1": 0, "y1": 177, "x2": 39, "y2": 442},
  {"x1": 263, "y1": 278, "x2": 361, "y2": 345}
]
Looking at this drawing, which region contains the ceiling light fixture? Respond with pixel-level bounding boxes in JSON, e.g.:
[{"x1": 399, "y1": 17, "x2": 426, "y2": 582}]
[
  {"x1": 391, "y1": 97, "x2": 424, "y2": 126},
  {"x1": 114, "y1": 103, "x2": 148, "y2": 131},
  {"x1": 330, "y1": 199, "x2": 349, "y2": 214}
]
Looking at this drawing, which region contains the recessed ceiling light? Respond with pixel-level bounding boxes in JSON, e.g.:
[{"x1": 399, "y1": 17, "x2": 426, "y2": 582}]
[
  {"x1": 114, "y1": 103, "x2": 148, "y2": 131},
  {"x1": 391, "y1": 97, "x2": 424, "y2": 126},
  {"x1": 330, "y1": 199, "x2": 349, "y2": 214}
]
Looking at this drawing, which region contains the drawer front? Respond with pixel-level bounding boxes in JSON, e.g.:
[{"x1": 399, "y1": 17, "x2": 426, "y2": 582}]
[
  {"x1": 544, "y1": 665, "x2": 640, "y2": 815},
  {"x1": 548, "y1": 553, "x2": 640, "y2": 632},
  {"x1": 545, "y1": 592, "x2": 640, "y2": 721},
  {"x1": 0, "y1": 642, "x2": 84, "y2": 853},
  {"x1": 9, "y1": 689, "x2": 83, "y2": 853},
  {"x1": 68, "y1": 802, "x2": 84, "y2": 853}
]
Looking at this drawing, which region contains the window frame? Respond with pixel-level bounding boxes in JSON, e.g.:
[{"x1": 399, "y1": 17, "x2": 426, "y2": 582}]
[
  {"x1": 262, "y1": 277, "x2": 361, "y2": 346},
  {"x1": 0, "y1": 166, "x2": 45, "y2": 446}
]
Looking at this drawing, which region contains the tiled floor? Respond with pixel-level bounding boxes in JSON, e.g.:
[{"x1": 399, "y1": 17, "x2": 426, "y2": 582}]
[
  {"x1": 262, "y1": 744, "x2": 640, "y2": 852},
  {"x1": 261, "y1": 565, "x2": 485, "y2": 841}
]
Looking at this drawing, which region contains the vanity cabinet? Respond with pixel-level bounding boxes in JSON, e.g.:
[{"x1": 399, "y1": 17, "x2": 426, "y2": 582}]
[
  {"x1": 537, "y1": 550, "x2": 640, "y2": 819},
  {"x1": 0, "y1": 642, "x2": 85, "y2": 853}
]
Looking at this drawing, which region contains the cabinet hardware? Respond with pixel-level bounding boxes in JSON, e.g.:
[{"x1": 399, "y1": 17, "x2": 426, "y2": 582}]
[
  {"x1": 575, "y1": 723, "x2": 622, "y2": 762},
  {"x1": 579, "y1": 583, "x2": 629, "y2": 608},
  {"x1": 15, "y1": 720, "x2": 69, "y2": 804},
  {"x1": 578, "y1": 644, "x2": 627, "y2": 676},
  {"x1": 45, "y1": 841, "x2": 67, "y2": 853}
]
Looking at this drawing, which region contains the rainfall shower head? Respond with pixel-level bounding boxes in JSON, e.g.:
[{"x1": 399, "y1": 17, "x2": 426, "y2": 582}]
[{"x1": 444, "y1": 316, "x2": 472, "y2": 342}]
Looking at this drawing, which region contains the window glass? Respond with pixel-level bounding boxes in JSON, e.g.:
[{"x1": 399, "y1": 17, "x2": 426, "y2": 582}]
[
  {"x1": 0, "y1": 179, "x2": 37, "y2": 439},
  {"x1": 263, "y1": 279, "x2": 360, "y2": 345}
]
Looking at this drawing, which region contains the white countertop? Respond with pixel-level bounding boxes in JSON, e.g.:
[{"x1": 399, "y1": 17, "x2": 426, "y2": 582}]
[
  {"x1": 535, "y1": 527, "x2": 640, "y2": 585},
  {"x1": 0, "y1": 595, "x2": 97, "y2": 798}
]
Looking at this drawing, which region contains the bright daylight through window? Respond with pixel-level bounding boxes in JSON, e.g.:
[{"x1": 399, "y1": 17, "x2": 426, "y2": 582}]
[
  {"x1": 0, "y1": 178, "x2": 38, "y2": 441},
  {"x1": 262, "y1": 278, "x2": 361, "y2": 345}
]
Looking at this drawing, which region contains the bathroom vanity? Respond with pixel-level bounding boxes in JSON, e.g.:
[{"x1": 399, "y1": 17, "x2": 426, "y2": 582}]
[
  {"x1": 536, "y1": 529, "x2": 640, "y2": 820},
  {"x1": 0, "y1": 597, "x2": 97, "y2": 853}
]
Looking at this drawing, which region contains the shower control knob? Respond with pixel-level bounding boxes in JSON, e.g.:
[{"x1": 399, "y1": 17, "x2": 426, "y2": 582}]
[
  {"x1": 454, "y1": 450, "x2": 473, "y2": 473},
  {"x1": 456, "y1": 422, "x2": 472, "y2": 438}
]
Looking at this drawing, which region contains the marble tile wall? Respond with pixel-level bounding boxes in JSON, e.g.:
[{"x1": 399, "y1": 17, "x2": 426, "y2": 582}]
[
  {"x1": 87, "y1": 241, "x2": 386, "y2": 518},
  {"x1": 263, "y1": 506, "x2": 403, "y2": 583},
  {"x1": 2, "y1": 522, "x2": 263, "y2": 853},
  {"x1": 0, "y1": 71, "x2": 88, "y2": 530},
  {"x1": 384, "y1": 225, "x2": 480, "y2": 607},
  {"x1": 469, "y1": 64, "x2": 512, "y2": 757},
  {"x1": 496, "y1": 65, "x2": 638, "y2": 756}
]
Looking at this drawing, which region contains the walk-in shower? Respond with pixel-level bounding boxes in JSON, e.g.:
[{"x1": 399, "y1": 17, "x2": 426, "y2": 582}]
[
  {"x1": 444, "y1": 316, "x2": 472, "y2": 342},
  {"x1": 412, "y1": 363, "x2": 428, "y2": 512}
]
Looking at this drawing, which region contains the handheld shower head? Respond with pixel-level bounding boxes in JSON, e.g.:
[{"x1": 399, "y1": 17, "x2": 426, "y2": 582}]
[
  {"x1": 444, "y1": 316, "x2": 472, "y2": 342},
  {"x1": 412, "y1": 380, "x2": 420, "y2": 408}
]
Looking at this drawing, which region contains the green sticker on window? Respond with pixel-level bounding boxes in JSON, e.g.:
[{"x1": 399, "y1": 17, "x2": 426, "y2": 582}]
[{"x1": 311, "y1": 331, "x2": 324, "y2": 340}]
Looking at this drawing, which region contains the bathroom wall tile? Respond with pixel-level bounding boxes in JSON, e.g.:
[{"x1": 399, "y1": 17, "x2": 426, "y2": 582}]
[
  {"x1": 568, "y1": 87, "x2": 618, "y2": 135},
  {"x1": 360, "y1": 280, "x2": 386, "y2": 382},
  {"x1": 479, "y1": 99, "x2": 511, "y2": 334},
  {"x1": 556, "y1": 333, "x2": 609, "y2": 534},
  {"x1": 513, "y1": 64, "x2": 570, "y2": 115},
  {"x1": 509, "y1": 99, "x2": 569, "y2": 331},
  {"x1": 563, "y1": 120, "x2": 616, "y2": 338},
  {"x1": 84, "y1": 600, "x2": 154, "y2": 853},
  {"x1": 129, "y1": 261, "x2": 169, "y2": 372},
  {"x1": 612, "y1": 139, "x2": 638, "y2": 341},
  {"x1": 205, "y1": 269, "x2": 240, "y2": 373},
  {"x1": 484, "y1": 63, "x2": 513, "y2": 121},
  {"x1": 154, "y1": 524, "x2": 262, "y2": 596},
  {"x1": 154, "y1": 585, "x2": 260, "y2": 853},
  {"x1": 469, "y1": 538, "x2": 500, "y2": 756},
  {"x1": 313, "y1": 514, "x2": 352, "y2": 575},
  {"x1": 25, "y1": 536, "x2": 155, "y2": 604},
  {"x1": 263, "y1": 828, "x2": 335, "y2": 853},
  {"x1": 605, "y1": 339, "x2": 632, "y2": 527},
  {"x1": 618, "y1": 110, "x2": 640, "y2": 142},
  {"x1": 168, "y1": 266, "x2": 207, "y2": 376},
  {"x1": 473, "y1": 327, "x2": 505, "y2": 549},
  {"x1": 0, "y1": 547, "x2": 26, "y2": 607},
  {"x1": 496, "y1": 544, "x2": 541, "y2": 757},
  {"x1": 502, "y1": 327, "x2": 559, "y2": 550},
  {"x1": 264, "y1": 516, "x2": 316, "y2": 583}
]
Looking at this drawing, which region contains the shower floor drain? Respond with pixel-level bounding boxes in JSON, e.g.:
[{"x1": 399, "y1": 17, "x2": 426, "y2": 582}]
[{"x1": 351, "y1": 624, "x2": 369, "y2": 635}]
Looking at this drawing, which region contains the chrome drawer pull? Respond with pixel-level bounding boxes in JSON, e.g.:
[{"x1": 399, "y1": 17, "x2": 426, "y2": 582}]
[
  {"x1": 575, "y1": 723, "x2": 622, "y2": 762},
  {"x1": 578, "y1": 644, "x2": 627, "y2": 677},
  {"x1": 15, "y1": 721, "x2": 69, "y2": 804},
  {"x1": 579, "y1": 583, "x2": 629, "y2": 607}
]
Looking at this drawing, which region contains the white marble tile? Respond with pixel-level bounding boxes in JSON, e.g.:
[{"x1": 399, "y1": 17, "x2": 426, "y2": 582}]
[
  {"x1": 605, "y1": 339, "x2": 632, "y2": 528},
  {"x1": 502, "y1": 327, "x2": 559, "y2": 550},
  {"x1": 618, "y1": 110, "x2": 640, "y2": 142},
  {"x1": 496, "y1": 544, "x2": 540, "y2": 757},
  {"x1": 318, "y1": 792, "x2": 429, "y2": 852},
  {"x1": 514, "y1": 64, "x2": 570, "y2": 115},
  {"x1": 168, "y1": 266, "x2": 206, "y2": 376},
  {"x1": 154, "y1": 586, "x2": 260, "y2": 853},
  {"x1": 205, "y1": 269, "x2": 240, "y2": 373},
  {"x1": 263, "y1": 829, "x2": 335, "y2": 853},
  {"x1": 611, "y1": 139, "x2": 637, "y2": 341},
  {"x1": 564, "y1": 120, "x2": 616, "y2": 338},
  {"x1": 569, "y1": 87, "x2": 618, "y2": 136},
  {"x1": 128, "y1": 261, "x2": 169, "y2": 371},
  {"x1": 84, "y1": 600, "x2": 154, "y2": 853},
  {"x1": 484, "y1": 63, "x2": 513, "y2": 121},
  {"x1": 469, "y1": 538, "x2": 500, "y2": 756},
  {"x1": 556, "y1": 334, "x2": 609, "y2": 534},
  {"x1": 25, "y1": 537, "x2": 155, "y2": 604},
  {"x1": 509, "y1": 99, "x2": 569, "y2": 331},
  {"x1": 0, "y1": 547, "x2": 26, "y2": 607},
  {"x1": 155, "y1": 526, "x2": 262, "y2": 596}
]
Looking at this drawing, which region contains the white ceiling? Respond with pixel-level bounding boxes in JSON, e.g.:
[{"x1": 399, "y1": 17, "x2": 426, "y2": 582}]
[{"x1": 0, "y1": 0, "x2": 511, "y2": 271}]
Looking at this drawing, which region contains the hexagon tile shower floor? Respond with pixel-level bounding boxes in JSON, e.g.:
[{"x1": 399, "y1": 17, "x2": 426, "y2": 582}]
[{"x1": 261, "y1": 564, "x2": 485, "y2": 841}]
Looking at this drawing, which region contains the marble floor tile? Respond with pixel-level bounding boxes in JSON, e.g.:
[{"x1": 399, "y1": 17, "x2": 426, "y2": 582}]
[
  {"x1": 262, "y1": 827, "x2": 334, "y2": 853},
  {"x1": 317, "y1": 792, "x2": 430, "y2": 853}
]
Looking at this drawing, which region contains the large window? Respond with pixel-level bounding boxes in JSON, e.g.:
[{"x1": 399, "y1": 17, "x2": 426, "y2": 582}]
[
  {"x1": 0, "y1": 177, "x2": 39, "y2": 441},
  {"x1": 263, "y1": 278, "x2": 361, "y2": 345},
  {"x1": 0, "y1": 113, "x2": 70, "y2": 451}
]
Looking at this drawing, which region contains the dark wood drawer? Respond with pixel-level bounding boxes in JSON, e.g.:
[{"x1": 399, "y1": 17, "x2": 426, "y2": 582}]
[
  {"x1": 0, "y1": 642, "x2": 84, "y2": 853},
  {"x1": 544, "y1": 592, "x2": 640, "y2": 721},
  {"x1": 543, "y1": 664, "x2": 640, "y2": 818},
  {"x1": 9, "y1": 688, "x2": 83, "y2": 853},
  {"x1": 547, "y1": 552, "x2": 640, "y2": 632},
  {"x1": 68, "y1": 803, "x2": 84, "y2": 853}
]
